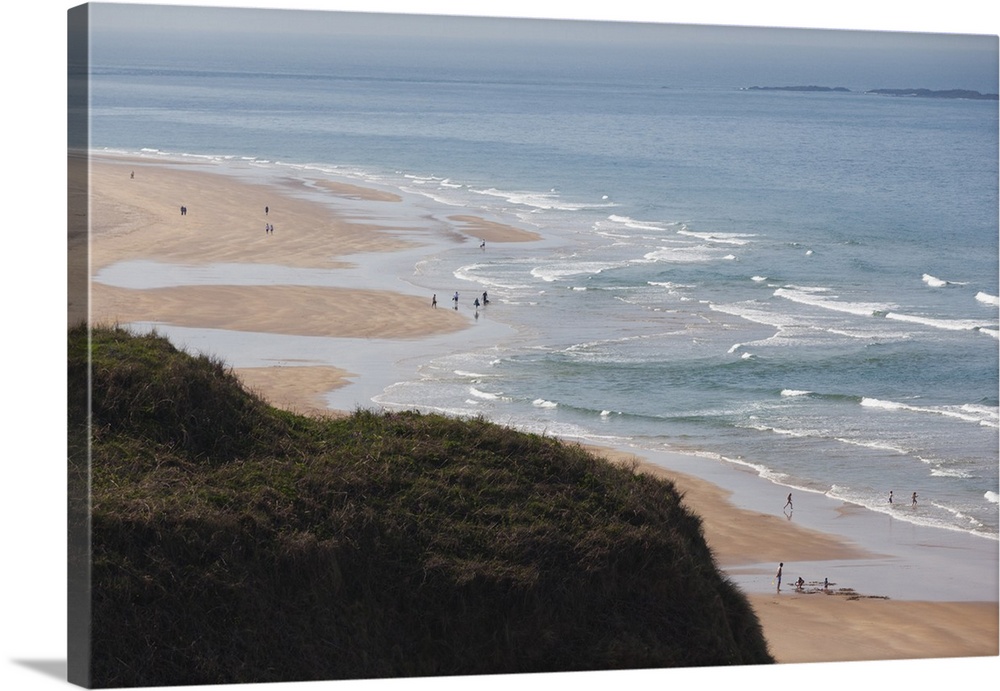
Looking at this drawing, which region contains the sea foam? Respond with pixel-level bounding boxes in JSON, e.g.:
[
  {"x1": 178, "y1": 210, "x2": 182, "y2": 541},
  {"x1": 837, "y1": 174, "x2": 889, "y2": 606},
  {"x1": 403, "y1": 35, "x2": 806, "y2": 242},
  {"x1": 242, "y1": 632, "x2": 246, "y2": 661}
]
[
  {"x1": 774, "y1": 286, "x2": 894, "y2": 317},
  {"x1": 676, "y1": 229, "x2": 756, "y2": 245},
  {"x1": 644, "y1": 246, "x2": 721, "y2": 263},
  {"x1": 607, "y1": 215, "x2": 670, "y2": 232},
  {"x1": 530, "y1": 261, "x2": 625, "y2": 282},
  {"x1": 922, "y1": 273, "x2": 951, "y2": 287},
  {"x1": 884, "y1": 311, "x2": 996, "y2": 333},
  {"x1": 861, "y1": 398, "x2": 999, "y2": 428}
]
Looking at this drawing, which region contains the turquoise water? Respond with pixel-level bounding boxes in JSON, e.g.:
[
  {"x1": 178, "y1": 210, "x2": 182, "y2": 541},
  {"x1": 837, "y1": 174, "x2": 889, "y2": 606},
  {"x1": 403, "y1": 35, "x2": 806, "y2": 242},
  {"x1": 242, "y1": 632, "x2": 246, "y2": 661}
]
[{"x1": 86, "y1": 6, "x2": 999, "y2": 539}]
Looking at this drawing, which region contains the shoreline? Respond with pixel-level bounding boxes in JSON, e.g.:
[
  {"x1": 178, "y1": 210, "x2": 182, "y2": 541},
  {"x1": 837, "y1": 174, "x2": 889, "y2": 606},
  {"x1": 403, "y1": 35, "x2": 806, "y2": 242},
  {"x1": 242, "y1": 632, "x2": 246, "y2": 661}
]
[{"x1": 83, "y1": 152, "x2": 998, "y2": 664}]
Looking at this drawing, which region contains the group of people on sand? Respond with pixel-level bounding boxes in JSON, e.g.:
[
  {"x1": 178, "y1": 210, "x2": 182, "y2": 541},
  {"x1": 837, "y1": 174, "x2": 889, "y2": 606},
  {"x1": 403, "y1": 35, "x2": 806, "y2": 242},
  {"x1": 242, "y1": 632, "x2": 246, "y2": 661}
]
[
  {"x1": 432, "y1": 290, "x2": 490, "y2": 311},
  {"x1": 887, "y1": 490, "x2": 919, "y2": 506},
  {"x1": 263, "y1": 205, "x2": 274, "y2": 234},
  {"x1": 773, "y1": 488, "x2": 922, "y2": 593},
  {"x1": 775, "y1": 563, "x2": 831, "y2": 593},
  {"x1": 784, "y1": 489, "x2": 920, "y2": 515}
]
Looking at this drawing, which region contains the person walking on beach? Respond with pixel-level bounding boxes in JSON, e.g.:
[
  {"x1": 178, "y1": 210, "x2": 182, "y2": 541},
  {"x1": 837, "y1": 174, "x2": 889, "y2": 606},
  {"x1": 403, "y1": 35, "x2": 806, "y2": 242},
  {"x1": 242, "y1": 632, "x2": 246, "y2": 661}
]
[
  {"x1": 775, "y1": 563, "x2": 783, "y2": 591},
  {"x1": 453, "y1": 291, "x2": 459, "y2": 309},
  {"x1": 912, "y1": 491, "x2": 918, "y2": 506},
  {"x1": 784, "y1": 493, "x2": 793, "y2": 510},
  {"x1": 431, "y1": 294, "x2": 437, "y2": 308},
  {"x1": 265, "y1": 205, "x2": 269, "y2": 216}
]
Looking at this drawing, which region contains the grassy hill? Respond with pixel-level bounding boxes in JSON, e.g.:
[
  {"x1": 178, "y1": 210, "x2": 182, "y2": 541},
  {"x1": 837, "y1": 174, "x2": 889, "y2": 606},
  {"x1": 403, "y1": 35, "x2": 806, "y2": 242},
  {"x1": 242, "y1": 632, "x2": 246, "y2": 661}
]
[{"x1": 68, "y1": 324, "x2": 773, "y2": 687}]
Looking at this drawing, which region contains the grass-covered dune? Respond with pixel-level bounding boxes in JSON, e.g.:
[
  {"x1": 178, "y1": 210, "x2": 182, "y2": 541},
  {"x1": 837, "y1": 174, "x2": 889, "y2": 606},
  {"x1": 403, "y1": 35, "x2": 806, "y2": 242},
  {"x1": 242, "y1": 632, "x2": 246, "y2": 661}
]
[{"x1": 68, "y1": 324, "x2": 773, "y2": 687}]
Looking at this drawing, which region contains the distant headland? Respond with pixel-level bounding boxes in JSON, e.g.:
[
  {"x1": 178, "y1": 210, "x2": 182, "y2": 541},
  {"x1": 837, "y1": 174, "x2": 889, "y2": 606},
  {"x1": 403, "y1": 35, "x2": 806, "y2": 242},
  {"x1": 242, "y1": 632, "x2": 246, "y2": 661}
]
[
  {"x1": 743, "y1": 85, "x2": 850, "y2": 93},
  {"x1": 865, "y1": 88, "x2": 998, "y2": 100},
  {"x1": 742, "y1": 85, "x2": 998, "y2": 100}
]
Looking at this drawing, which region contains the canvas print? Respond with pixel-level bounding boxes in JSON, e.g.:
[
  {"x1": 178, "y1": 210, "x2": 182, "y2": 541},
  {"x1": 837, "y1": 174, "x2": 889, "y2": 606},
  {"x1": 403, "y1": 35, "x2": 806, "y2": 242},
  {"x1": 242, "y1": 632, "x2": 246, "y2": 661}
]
[{"x1": 67, "y1": 2, "x2": 999, "y2": 688}]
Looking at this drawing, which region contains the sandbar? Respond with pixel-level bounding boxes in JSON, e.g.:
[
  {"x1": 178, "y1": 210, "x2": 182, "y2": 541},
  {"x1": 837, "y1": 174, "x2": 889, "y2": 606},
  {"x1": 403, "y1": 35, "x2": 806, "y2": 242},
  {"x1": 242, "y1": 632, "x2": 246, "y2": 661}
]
[{"x1": 449, "y1": 214, "x2": 542, "y2": 243}]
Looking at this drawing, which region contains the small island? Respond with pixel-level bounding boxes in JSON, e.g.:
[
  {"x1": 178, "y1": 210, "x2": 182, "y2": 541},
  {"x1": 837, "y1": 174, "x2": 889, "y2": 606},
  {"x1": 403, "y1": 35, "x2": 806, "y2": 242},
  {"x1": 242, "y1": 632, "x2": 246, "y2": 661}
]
[
  {"x1": 742, "y1": 85, "x2": 998, "y2": 101},
  {"x1": 865, "y1": 88, "x2": 998, "y2": 100},
  {"x1": 743, "y1": 85, "x2": 851, "y2": 93}
]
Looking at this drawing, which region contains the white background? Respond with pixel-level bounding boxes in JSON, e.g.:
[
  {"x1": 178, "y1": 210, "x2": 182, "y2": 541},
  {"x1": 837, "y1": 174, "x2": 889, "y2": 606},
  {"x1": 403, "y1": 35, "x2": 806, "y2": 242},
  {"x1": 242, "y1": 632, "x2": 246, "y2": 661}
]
[{"x1": 3, "y1": 2, "x2": 997, "y2": 690}]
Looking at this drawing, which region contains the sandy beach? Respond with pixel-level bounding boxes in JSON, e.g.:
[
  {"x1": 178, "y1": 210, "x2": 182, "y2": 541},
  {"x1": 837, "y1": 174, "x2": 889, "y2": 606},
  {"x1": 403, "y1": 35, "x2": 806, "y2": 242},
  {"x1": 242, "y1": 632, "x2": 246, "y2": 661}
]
[
  {"x1": 81, "y1": 153, "x2": 998, "y2": 667},
  {"x1": 604, "y1": 448, "x2": 998, "y2": 663}
]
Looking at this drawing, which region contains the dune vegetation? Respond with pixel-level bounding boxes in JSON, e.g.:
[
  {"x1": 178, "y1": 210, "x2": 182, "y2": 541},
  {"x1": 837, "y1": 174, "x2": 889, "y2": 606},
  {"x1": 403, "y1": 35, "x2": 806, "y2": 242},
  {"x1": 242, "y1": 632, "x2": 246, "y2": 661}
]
[{"x1": 68, "y1": 324, "x2": 773, "y2": 687}]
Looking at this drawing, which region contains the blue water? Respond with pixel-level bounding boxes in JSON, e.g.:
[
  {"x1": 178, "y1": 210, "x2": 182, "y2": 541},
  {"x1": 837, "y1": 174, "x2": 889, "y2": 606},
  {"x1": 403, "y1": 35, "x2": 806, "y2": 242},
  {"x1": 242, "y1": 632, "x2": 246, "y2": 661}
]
[{"x1": 85, "y1": 6, "x2": 999, "y2": 540}]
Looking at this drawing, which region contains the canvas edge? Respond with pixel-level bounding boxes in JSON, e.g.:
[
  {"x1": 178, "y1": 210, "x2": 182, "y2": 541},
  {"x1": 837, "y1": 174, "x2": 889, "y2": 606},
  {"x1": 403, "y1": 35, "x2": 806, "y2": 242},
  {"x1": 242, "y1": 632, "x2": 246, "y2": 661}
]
[{"x1": 67, "y1": 3, "x2": 92, "y2": 688}]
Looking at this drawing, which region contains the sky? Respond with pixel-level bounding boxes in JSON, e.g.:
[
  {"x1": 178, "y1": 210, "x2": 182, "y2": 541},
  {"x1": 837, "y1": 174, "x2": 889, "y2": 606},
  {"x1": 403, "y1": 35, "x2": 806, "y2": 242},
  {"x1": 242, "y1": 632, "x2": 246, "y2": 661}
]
[
  {"x1": 82, "y1": 1, "x2": 999, "y2": 92},
  {"x1": 87, "y1": 2, "x2": 999, "y2": 49},
  {"x1": 2, "y1": 3, "x2": 999, "y2": 691},
  {"x1": 66, "y1": 0, "x2": 1000, "y2": 35}
]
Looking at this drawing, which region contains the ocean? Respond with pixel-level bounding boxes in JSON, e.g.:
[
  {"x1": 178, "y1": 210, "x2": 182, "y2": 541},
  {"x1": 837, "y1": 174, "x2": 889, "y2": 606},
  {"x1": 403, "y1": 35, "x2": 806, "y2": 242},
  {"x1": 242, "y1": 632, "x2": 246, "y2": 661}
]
[{"x1": 83, "y1": 6, "x2": 999, "y2": 547}]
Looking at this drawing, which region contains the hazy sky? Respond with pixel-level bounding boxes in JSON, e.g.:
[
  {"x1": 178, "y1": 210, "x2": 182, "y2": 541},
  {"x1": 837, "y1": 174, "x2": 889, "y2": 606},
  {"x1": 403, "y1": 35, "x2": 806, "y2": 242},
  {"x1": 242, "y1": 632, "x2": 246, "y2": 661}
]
[
  {"x1": 87, "y1": 2, "x2": 999, "y2": 46},
  {"x1": 83, "y1": 1, "x2": 998, "y2": 92},
  {"x1": 77, "y1": 0, "x2": 1000, "y2": 36}
]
